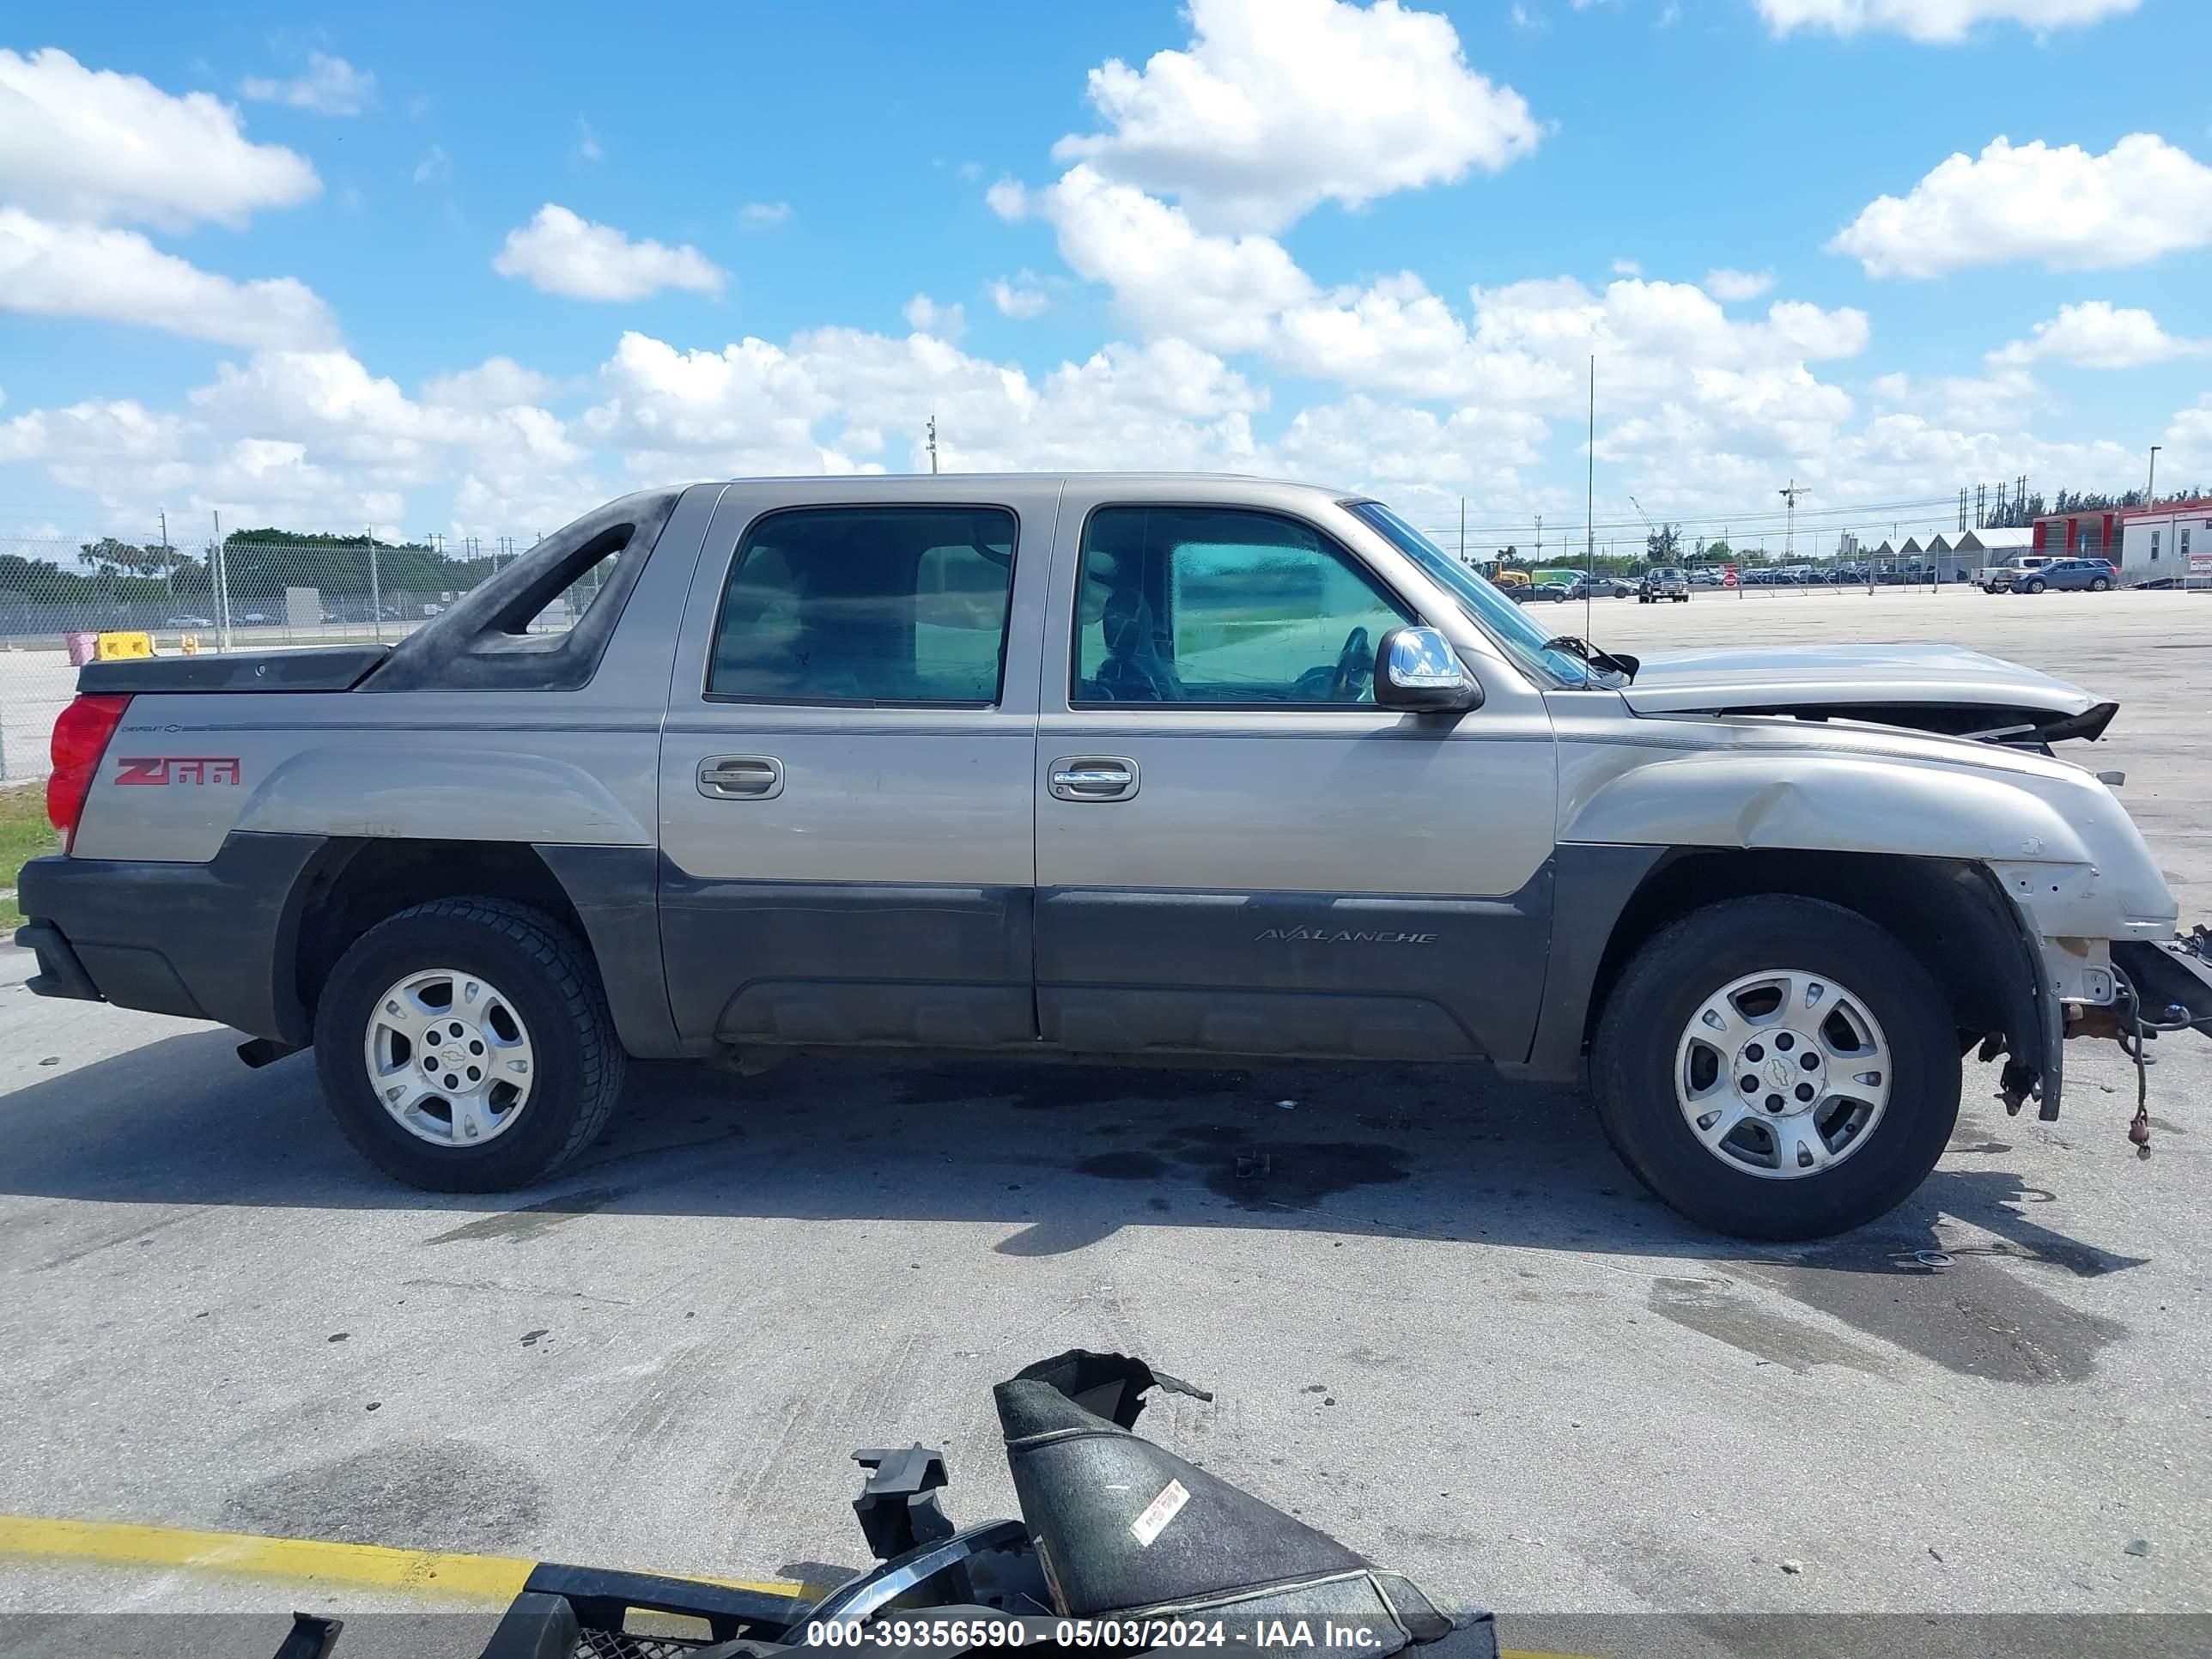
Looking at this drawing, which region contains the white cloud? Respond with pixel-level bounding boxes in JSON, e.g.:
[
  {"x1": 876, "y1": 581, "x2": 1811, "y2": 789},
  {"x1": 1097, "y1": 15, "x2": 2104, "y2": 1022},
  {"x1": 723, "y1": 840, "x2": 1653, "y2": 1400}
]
[
  {"x1": 0, "y1": 47, "x2": 319, "y2": 229},
  {"x1": 0, "y1": 208, "x2": 337, "y2": 348},
  {"x1": 0, "y1": 339, "x2": 602, "y2": 532},
  {"x1": 1274, "y1": 394, "x2": 1547, "y2": 512},
  {"x1": 1755, "y1": 0, "x2": 2137, "y2": 43},
  {"x1": 1989, "y1": 301, "x2": 2209, "y2": 368},
  {"x1": 1704, "y1": 267, "x2": 1775, "y2": 301},
  {"x1": 985, "y1": 179, "x2": 1029, "y2": 221},
  {"x1": 421, "y1": 356, "x2": 559, "y2": 410},
  {"x1": 412, "y1": 146, "x2": 448, "y2": 185},
  {"x1": 492, "y1": 204, "x2": 726, "y2": 301},
  {"x1": 1049, "y1": 0, "x2": 1539, "y2": 232},
  {"x1": 902, "y1": 295, "x2": 967, "y2": 339},
  {"x1": 1832, "y1": 134, "x2": 2212, "y2": 277},
  {"x1": 581, "y1": 327, "x2": 1265, "y2": 481},
  {"x1": 1610, "y1": 258, "x2": 1642, "y2": 276},
  {"x1": 1870, "y1": 365, "x2": 2041, "y2": 430},
  {"x1": 988, "y1": 276, "x2": 1049, "y2": 319},
  {"x1": 1032, "y1": 165, "x2": 1315, "y2": 351},
  {"x1": 2162, "y1": 395, "x2": 2212, "y2": 476},
  {"x1": 575, "y1": 117, "x2": 602, "y2": 162},
  {"x1": 1273, "y1": 272, "x2": 1869, "y2": 409},
  {"x1": 738, "y1": 200, "x2": 791, "y2": 228},
  {"x1": 240, "y1": 52, "x2": 375, "y2": 116}
]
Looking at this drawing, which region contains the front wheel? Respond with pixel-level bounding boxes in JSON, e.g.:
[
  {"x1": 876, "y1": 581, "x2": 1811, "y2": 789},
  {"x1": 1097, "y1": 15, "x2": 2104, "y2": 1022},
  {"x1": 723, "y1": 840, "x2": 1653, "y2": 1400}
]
[
  {"x1": 313, "y1": 897, "x2": 626, "y2": 1191},
  {"x1": 2024, "y1": 579, "x2": 2046, "y2": 593},
  {"x1": 1591, "y1": 896, "x2": 1960, "y2": 1240}
]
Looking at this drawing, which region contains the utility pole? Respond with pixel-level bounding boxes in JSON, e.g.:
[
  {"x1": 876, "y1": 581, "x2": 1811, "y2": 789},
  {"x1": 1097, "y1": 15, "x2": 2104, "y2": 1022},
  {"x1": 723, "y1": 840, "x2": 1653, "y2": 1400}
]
[
  {"x1": 159, "y1": 510, "x2": 173, "y2": 598},
  {"x1": 213, "y1": 511, "x2": 230, "y2": 653},
  {"x1": 368, "y1": 526, "x2": 383, "y2": 644},
  {"x1": 1534, "y1": 514, "x2": 1542, "y2": 568},
  {"x1": 1458, "y1": 496, "x2": 1465, "y2": 564},
  {"x1": 927, "y1": 410, "x2": 939, "y2": 475},
  {"x1": 2147, "y1": 444, "x2": 2160, "y2": 508},
  {"x1": 1778, "y1": 478, "x2": 1810, "y2": 568}
]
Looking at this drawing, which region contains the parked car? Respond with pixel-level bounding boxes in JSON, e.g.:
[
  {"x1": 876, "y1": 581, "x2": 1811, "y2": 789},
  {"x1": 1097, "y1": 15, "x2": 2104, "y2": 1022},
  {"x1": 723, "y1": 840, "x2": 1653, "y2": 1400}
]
[
  {"x1": 1569, "y1": 574, "x2": 1635, "y2": 599},
  {"x1": 1688, "y1": 568, "x2": 1723, "y2": 587},
  {"x1": 2019, "y1": 558, "x2": 2117, "y2": 593},
  {"x1": 1638, "y1": 567, "x2": 1689, "y2": 603},
  {"x1": 16, "y1": 475, "x2": 2209, "y2": 1241},
  {"x1": 162, "y1": 615, "x2": 214, "y2": 629},
  {"x1": 1516, "y1": 575, "x2": 1576, "y2": 602},
  {"x1": 1979, "y1": 556, "x2": 2051, "y2": 593}
]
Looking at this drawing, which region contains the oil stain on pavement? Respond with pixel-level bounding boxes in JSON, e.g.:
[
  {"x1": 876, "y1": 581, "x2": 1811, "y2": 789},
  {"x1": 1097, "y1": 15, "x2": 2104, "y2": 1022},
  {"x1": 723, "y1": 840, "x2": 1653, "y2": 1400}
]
[
  {"x1": 224, "y1": 1438, "x2": 547, "y2": 1554},
  {"x1": 1730, "y1": 1250, "x2": 2129, "y2": 1384}
]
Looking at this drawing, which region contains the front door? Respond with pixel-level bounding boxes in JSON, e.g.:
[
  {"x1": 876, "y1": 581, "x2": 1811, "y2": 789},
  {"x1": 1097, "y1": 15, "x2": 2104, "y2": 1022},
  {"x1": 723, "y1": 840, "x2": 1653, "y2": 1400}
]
[
  {"x1": 657, "y1": 486, "x2": 1052, "y2": 1048},
  {"x1": 1034, "y1": 495, "x2": 1559, "y2": 1061}
]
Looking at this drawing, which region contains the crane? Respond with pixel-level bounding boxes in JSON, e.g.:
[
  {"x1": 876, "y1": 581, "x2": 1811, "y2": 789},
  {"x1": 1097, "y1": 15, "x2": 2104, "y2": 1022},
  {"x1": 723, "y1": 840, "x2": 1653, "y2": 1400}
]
[
  {"x1": 1778, "y1": 478, "x2": 1811, "y2": 568},
  {"x1": 1628, "y1": 495, "x2": 1675, "y2": 565}
]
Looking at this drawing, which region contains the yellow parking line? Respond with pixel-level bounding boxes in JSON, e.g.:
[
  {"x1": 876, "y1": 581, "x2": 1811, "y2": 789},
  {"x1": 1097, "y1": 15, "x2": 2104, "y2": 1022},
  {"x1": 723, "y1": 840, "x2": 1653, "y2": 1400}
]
[{"x1": 0, "y1": 1513, "x2": 805, "y2": 1603}]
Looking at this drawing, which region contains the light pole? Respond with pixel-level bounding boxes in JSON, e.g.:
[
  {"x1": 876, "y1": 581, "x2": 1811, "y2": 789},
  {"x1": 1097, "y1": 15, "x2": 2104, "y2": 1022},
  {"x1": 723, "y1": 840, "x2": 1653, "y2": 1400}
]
[{"x1": 2146, "y1": 444, "x2": 2160, "y2": 508}]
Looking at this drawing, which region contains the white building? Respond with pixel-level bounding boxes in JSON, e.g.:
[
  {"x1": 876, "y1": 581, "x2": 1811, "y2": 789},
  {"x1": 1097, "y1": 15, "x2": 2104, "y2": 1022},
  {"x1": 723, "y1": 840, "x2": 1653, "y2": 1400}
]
[
  {"x1": 2118, "y1": 499, "x2": 2212, "y2": 584},
  {"x1": 1946, "y1": 527, "x2": 2034, "y2": 562}
]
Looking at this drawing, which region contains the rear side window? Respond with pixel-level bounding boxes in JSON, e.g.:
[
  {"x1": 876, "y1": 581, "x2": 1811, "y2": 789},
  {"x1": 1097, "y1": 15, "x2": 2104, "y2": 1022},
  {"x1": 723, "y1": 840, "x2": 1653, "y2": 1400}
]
[
  {"x1": 708, "y1": 506, "x2": 1016, "y2": 704},
  {"x1": 1073, "y1": 506, "x2": 1410, "y2": 705}
]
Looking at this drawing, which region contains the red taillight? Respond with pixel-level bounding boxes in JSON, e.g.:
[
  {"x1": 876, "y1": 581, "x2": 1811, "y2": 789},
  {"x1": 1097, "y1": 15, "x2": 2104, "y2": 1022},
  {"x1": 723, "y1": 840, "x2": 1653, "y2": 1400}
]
[{"x1": 47, "y1": 694, "x2": 131, "y2": 850}]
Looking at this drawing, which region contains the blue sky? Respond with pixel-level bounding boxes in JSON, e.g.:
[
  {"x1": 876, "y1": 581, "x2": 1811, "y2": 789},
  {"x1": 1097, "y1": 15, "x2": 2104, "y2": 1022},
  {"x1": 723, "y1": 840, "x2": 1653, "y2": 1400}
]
[{"x1": 3, "y1": 0, "x2": 2209, "y2": 555}]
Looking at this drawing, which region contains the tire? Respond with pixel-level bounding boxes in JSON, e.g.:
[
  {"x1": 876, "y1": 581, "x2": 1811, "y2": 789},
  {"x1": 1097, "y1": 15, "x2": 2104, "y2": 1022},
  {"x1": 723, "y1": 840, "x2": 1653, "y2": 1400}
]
[
  {"x1": 1591, "y1": 895, "x2": 1960, "y2": 1241},
  {"x1": 312, "y1": 896, "x2": 626, "y2": 1192},
  {"x1": 2024, "y1": 579, "x2": 2045, "y2": 593},
  {"x1": 2090, "y1": 577, "x2": 2110, "y2": 592}
]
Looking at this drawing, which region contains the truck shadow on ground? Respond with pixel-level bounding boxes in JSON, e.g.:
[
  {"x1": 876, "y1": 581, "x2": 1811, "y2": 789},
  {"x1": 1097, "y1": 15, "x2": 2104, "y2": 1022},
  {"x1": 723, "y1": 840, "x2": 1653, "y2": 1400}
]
[{"x1": 0, "y1": 1025, "x2": 2144, "y2": 1291}]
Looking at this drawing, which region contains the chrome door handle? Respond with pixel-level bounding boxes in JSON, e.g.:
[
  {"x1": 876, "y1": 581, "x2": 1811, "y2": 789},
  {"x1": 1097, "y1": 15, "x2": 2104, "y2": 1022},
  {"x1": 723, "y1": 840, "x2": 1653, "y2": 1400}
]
[
  {"x1": 1048, "y1": 757, "x2": 1139, "y2": 801},
  {"x1": 698, "y1": 755, "x2": 785, "y2": 799}
]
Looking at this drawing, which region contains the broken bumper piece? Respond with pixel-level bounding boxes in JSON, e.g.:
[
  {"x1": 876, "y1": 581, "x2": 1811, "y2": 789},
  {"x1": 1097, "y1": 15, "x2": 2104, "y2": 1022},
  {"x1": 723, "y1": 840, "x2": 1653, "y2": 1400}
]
[{"x1": 286, "y1": 1349, "x2": 1498, "y2": 1659}]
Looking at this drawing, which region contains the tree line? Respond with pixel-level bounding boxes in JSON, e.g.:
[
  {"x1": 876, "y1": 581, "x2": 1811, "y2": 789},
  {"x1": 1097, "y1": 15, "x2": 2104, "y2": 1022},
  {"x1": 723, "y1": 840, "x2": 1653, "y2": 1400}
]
[{"x1": 0, "y1": 531, "x2": 510, "y2": 606}]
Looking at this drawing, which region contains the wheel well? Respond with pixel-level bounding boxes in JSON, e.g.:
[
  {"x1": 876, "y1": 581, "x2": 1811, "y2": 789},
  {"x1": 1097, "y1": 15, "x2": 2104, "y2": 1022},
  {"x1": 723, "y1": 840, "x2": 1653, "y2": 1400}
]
[
  {"x1": 290, "y1": 839, "x2": 589, "y2": 1021},
  {"x1": 1583, "y1": 848, "x2": 2028, "y2": 1050}
]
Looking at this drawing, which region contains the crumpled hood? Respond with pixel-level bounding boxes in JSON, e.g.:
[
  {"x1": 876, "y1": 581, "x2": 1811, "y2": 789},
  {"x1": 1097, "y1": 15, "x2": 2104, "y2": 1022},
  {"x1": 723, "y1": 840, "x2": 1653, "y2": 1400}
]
[{"x1": 1618, "y1": 641, "x2": 2116, "y2": 741}]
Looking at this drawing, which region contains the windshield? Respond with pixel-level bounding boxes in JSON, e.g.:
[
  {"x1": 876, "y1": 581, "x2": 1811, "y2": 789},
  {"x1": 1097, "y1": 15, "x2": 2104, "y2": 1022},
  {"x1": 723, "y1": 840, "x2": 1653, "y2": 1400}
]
[{"x1": 1343, "y1": 500, "x2": 1607, "y2": 686}]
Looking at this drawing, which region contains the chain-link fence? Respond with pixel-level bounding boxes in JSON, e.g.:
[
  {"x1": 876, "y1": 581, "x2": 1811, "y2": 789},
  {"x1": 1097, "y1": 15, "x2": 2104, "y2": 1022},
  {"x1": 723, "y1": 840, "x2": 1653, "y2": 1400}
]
[{"x1": 0, "y1": 533, "x2": 565, "y2": 781}]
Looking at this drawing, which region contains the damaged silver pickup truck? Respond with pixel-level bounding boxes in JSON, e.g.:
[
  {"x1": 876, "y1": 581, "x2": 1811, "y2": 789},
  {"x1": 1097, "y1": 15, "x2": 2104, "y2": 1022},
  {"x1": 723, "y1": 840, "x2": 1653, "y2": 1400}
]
[{"x1": 16, "y1": 475, "x2": 2212, "y2": 1238}]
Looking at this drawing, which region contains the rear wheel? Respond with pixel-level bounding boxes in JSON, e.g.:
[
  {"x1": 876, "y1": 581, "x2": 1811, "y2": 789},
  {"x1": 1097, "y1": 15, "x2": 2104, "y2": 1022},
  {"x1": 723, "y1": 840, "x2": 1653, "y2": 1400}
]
[
  {"x1": 1592, "y1": 896, "x2": 1960, "y2": 1240},
  {"x1": 2090, "y1": 576, "x2": 2110, "y2": 592},
  {"x1": 313, "y1": 897, "x2": 625, "y2": 1191}
]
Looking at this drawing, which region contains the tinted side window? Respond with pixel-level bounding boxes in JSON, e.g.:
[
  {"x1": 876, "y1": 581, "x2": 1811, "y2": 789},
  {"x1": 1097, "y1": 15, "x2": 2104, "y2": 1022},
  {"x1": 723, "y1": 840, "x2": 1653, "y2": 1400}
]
[
  {"x1": 1073, "y1": 507, "x2": 1411, "y2": 705},
  {"x1": 708, "y1": 506, "x2": 1015, "y2": 704}
]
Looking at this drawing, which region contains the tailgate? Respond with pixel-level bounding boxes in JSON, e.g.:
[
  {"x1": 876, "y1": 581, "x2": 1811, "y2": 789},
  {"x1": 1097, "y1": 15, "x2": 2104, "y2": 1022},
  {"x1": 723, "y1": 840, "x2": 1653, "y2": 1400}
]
[{"x1": 75, "y1": 645, "x2": 389, "y2": 696}]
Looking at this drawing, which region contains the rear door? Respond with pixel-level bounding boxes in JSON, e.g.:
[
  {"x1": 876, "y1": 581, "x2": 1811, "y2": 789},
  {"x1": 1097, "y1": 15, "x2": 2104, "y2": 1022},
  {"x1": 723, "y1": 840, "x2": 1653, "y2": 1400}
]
[
  {"x1": 1032, "y1": 490, "x2": 1559, "y2": 1062},
  {"x1": 656, "y1": 483, "x2": 1054, "y2": 1048}
]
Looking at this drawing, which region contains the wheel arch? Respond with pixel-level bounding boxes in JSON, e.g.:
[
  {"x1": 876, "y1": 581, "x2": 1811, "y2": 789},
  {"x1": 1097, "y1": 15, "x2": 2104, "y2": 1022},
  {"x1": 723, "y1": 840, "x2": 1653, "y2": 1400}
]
[
  {"x1": 1520, "y1": 846, "x2": 2043, "y2": 1094},
  {"x1": 285, "y1": 837, "x2": 683, "y2": 1058},
  {"x1": 1592, "y1": 849, "x2": 2034, "y2": 1070}
]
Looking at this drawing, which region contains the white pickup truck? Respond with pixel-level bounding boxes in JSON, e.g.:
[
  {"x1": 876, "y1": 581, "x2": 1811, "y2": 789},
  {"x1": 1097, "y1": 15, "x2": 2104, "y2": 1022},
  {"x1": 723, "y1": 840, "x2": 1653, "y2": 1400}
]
[{"x1": 1978, "y1": 556, "x2": 2051, "y2": 593}]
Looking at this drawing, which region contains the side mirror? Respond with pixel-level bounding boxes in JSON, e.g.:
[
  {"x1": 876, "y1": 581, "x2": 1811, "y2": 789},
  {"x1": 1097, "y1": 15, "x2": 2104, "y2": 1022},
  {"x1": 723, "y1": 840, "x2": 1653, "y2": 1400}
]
[{"x1": 1374, "y1": 626, "x2": 1481, "y2": 712}]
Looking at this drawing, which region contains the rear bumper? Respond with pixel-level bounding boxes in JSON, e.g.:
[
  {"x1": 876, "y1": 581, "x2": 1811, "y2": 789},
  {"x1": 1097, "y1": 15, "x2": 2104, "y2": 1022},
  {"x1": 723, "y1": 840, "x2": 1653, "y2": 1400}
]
[
  {"x1": 13, "y1": 834, "x2": 326, "y2": 1042},
  {"x1": 12, "y1": 920, "x2": 100, "y2": 1002}
]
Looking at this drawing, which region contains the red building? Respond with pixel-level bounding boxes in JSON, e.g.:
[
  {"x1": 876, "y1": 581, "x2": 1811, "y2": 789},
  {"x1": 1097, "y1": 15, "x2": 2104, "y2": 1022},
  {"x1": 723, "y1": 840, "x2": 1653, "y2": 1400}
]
[{"x1": 2032, "y1": 507, "x2": 2124, "y2": 559}]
